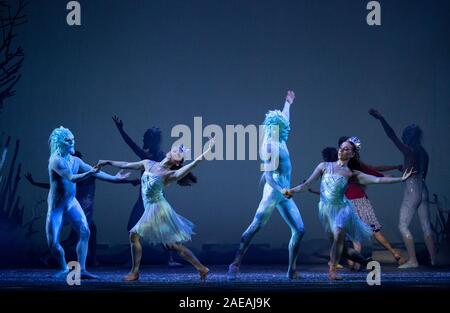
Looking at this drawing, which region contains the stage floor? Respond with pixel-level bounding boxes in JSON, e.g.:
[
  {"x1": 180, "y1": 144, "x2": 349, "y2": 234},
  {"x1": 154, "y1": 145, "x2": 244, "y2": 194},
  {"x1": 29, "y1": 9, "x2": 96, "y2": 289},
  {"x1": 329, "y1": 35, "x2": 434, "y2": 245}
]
[{"x1": 1, "y1": 264, "x2": 450, "y2": 292}]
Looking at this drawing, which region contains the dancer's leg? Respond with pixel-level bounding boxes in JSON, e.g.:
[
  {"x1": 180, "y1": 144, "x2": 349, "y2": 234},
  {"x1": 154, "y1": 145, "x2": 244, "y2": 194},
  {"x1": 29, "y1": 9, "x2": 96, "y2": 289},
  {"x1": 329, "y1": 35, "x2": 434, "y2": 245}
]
[
  {"x1": 228, "y1": 187, "x2": 278, "y2": 277},
  {"x1": 417, "y1": 183, "x2": 436, "y2": 265},
  {"x1": 66, "y1": 201, "x2": 97, "y2": 278},
  {"x1": 398, "y1": 179, "x2": 421, "y2": 268},
  {"x1": 342, "y1": 241, "x2": 365, "y2": 271},
  {"x1": 329, "y1": 228, "x2": 346, "y2": 280},
  {"x1": 87, "y1": 221, "x2": 97, "y2": 266},
  {"x1": 167, "y1": 249, "x2": 183, "y2": 267},
  {"x1": 373, "y1": 231, "x2": 404, "y2": 264},
  {"x1": 277, "y1": 199, "x2": 305, "y2": 279},
  {"x1": 46, "y1": 208, "x2": 67, "y2": 274},
  {"x1": 169, "y1": 243, "x2": 209, "y2": 280},
  {"x1": 66, "y1": 202, "x2": 90, "y2": 270},
  {"x1": 131, "y1": 232, "x2": 142, "y2": 273},
  {"x1": 123, "y1": 232, "x2": 142, "y2": 281}
]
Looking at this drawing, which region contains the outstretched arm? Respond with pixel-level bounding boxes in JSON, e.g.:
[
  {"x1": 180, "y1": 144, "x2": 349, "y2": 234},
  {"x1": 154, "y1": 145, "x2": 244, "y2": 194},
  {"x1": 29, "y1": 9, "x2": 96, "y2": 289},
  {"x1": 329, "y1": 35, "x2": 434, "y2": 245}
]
[
  {"x1": 290, "y1": 162, "x2": 325, "y2": 194},
  {"x1": 166, "y1": 138, "x2": 215, "y2": 184},
  {"x1": 282, "y1": 90, "x2": 295, "y2": 122},
  {"x1": 78, "y1": 158, "x2": 131, "y2": 183},
  {"x1": 112, "y1": 116, "x2": 148, "y2": 160},
  {"x1": 25, "y1": 173, "x2": 50, "y2": 189},
  {"x1": 369, "y1": 164, "x2": 402, "y2": 172},
  {"x1": 50, "y1": 157, "x2": 98, "y2": 183},
  {"x1": 369, "y1": 109, "x2": 411, "y2": 155},
  {"x1": 354, "y1": 168, "x2": 413, "y2": 186},
  {"x1": 96, "y1": 159, "x2": 146, "y2": 171}
]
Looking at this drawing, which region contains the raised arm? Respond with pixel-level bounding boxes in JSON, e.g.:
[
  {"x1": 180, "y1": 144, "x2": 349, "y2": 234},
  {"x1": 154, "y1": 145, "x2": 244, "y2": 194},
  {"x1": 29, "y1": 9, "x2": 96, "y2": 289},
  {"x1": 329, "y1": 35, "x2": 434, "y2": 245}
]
[
  {"x1": 25, "y1": 173, "x2": 50, "y2": 189},
  {"x1": 50, "y1": 157, "x2": 98, "y2": 183},
  {"x1": 166, "y1": 138, "x2": 215, "y2": 184},
  {"x1": 78, "y1": 158, "x2": 131, "y2": 183},
  {"x1": 112, "y1": 116, "x2": 148, "y2": 160},
  {"x1": 290, "y1": 162, "x2": 325, "y2": 194},
  {"x1": 369, "y1": 109, "x2": 411, "y2": 155},
  {"x1": 282, "y1": 90, "x2": 295, "y2": 122},
  {"x1": 354, "y1": 168, "x2": 413, "y2": 186}
]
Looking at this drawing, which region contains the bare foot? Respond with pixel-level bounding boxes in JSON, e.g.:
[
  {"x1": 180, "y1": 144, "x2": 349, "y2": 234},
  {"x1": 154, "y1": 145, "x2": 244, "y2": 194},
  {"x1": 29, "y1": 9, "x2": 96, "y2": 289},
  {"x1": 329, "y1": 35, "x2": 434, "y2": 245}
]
[
  {"x1": 328, "y1": 270, "x2": 343, "y2": 281},
  {"x1": 287, "y1": 270, "x2": 301, "y2": 279},
  {"x1": 398, "y1": 260, "x2": 419, "y2": 269},
  {"x1": 199, "y1": 267, "x2": 210, "y2": 280},
  {"x1": 80, "y1": 270, "x2": 99, "y2": 279},
  {"x1": 123, "y1": 272, "x2": 140, "y2": 281},
  {"x1": 227, "y1": 264, "x2": 239, "y2": 280}
]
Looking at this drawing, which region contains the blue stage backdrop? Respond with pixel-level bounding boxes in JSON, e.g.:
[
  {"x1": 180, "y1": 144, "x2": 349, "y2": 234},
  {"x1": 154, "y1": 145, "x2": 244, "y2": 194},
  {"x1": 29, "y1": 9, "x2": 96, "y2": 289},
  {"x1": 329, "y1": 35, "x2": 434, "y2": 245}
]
[{"x1": 1, "y1": 0, "x2": 449, "y2": 251}]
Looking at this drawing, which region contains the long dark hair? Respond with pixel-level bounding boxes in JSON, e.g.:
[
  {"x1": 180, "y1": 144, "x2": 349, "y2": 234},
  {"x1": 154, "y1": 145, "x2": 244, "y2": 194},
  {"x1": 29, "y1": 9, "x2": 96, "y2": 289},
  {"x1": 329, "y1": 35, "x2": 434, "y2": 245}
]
[
  {"x1": 171, "y1": 159, "x2": 198, "y2": 186},
  {"x1": 338, "y1": 136, "x2": 362, "y2": 172},
  {"x1": 346, "y1": 141, "x2": 363, "y2": 172}
]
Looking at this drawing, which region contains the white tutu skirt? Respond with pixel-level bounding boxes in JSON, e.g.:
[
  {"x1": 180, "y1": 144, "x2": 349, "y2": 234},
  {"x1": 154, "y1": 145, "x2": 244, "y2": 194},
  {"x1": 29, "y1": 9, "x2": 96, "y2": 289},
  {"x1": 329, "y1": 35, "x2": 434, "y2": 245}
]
[
  {"x1": 130, "y1": 197, "x2": 194, "y2": 246},
  {"x1": 319, "y1": 198, "x2": 372, "y2": 243}
]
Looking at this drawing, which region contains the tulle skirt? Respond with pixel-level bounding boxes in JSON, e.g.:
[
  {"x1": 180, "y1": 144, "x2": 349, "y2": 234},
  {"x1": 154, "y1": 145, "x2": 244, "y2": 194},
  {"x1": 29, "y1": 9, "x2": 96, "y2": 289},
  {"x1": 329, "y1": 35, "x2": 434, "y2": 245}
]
[
  {"x1": 319, "y1": 198, "x2": 372, "y2": 243},
  {"x1": 130, "y1": 197, "x2": 194, "y2": 245}
]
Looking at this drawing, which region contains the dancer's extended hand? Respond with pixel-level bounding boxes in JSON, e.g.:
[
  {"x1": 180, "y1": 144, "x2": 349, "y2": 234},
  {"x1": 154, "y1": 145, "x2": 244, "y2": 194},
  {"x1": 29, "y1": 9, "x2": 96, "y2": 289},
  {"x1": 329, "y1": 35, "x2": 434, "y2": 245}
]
[
  {"x1": 402, "y1": 168, "x2": 415, "y2": 181},
  {"x1": 112, "y1": 115, "x2": 124, "y2": 129},
  {"x1": 115, "y1": 169, "x2": 131, "y2": 180},
  {"x1": 286, "y1": 90, "x2": 295, "y2": 104},
  {"x1": 92, "y1": 165, "x2": 101, "y2": 173},
  {"x1": 368, "y1": 109, "x2": 383, "y2": 120},
  {"x1": 283, "y1": 188, "x2": 293, "y2": 199}
]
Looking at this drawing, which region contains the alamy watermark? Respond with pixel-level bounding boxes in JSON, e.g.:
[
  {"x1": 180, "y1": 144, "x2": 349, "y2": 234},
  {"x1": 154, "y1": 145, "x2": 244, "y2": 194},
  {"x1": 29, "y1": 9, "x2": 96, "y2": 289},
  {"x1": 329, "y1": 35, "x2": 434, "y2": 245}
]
[
  {"x1": 66, "y1": 261, "x2": 81, "y2": 286},
  {"x1": 170, "y1": 117, "x2": 280, "y2": 171},
  {"x1": 366, "y1": 261, "x2": 381, "y2": 286}
]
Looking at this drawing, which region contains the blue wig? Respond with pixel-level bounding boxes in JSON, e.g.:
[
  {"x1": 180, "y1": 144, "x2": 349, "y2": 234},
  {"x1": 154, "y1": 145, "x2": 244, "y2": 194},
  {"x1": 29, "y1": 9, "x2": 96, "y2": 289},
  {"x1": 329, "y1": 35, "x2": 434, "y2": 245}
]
[
  {"x1": 262, "y1": 110, "x2": 290, "y2": 143},
  {"x1": 48, "y1": 126, "x2": 73, "y2": 156}
]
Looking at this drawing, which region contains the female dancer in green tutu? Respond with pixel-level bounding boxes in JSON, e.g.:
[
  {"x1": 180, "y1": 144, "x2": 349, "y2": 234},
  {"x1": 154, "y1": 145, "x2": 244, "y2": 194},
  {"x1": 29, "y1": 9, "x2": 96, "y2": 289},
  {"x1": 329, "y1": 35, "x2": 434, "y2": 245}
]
[
  {"x1": 287, "y1": 139, "x2": 413, "y2": 280},
  {"x1": 97, "y1": 138, "x2": 215, "y2": 281}
]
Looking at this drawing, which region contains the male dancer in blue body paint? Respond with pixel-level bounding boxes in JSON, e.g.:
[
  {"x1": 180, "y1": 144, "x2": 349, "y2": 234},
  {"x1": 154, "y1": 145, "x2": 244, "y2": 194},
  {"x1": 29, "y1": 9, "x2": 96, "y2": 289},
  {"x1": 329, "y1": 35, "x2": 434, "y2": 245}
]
[
  {"x1": 46, "y1": 126, "x2": 130, "y2": 279},
  {"x1": 227, "y1": 90, "x2": 305, "y2": 280}
]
